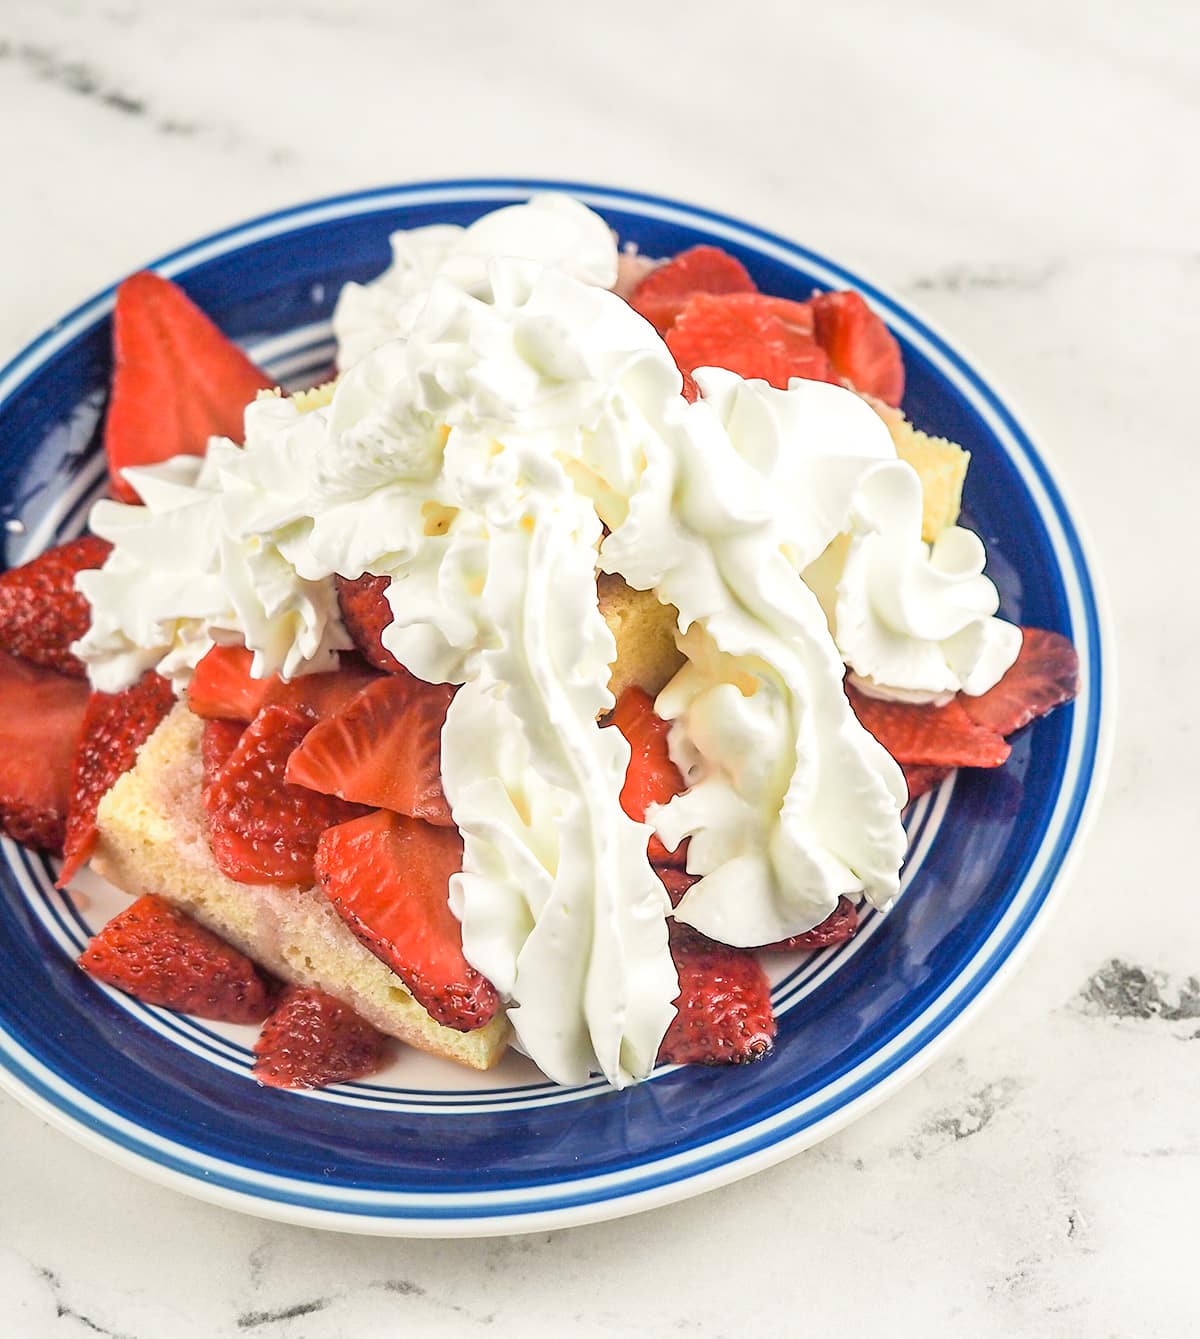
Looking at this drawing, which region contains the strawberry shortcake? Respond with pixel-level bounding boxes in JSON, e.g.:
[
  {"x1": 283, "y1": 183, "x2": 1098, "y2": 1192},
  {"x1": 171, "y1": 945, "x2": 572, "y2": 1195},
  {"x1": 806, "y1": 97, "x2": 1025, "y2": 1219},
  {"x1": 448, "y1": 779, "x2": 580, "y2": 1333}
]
[{"x1": 0, "y1": 194, "x2": 1077, "y2": 1090}]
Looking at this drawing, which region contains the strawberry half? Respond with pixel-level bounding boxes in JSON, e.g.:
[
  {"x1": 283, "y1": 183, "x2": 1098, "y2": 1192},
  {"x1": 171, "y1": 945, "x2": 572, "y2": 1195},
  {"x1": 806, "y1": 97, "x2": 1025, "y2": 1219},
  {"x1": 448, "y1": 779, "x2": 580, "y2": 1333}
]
[
  {"x1": 200, "y1": 718, "x2": 244, "y2": 791},
  {"x1": 811, "y1": 290, "x2": 905, "y2": 406},
  {"x1": 629, "y1": 245, "x2": 758, "y2": 334},
  {"x1": 845, "y1": 685, "x2": 1011, "y2": 769},
  {"x1": 187, "y1": 645, "x2": 379, "y2": 723},
  {"x1": 902, "y1": 763, "x2": 952, "y2": 802},
  {"x1": 58, "y1": 671, "x2": 175, "y2": 885},
  {"x1": 78, "y1": 893, "x2": 273, "y2": 1023},
  {"x1": 0, "y1": 652, "x2": 90, "y2": 853},
  {"x1": 105, "y1": 271, "x2": 273, "y2": 503},
  {"x1": 0, "y1": 535, "x2": 111, "y2": 677},
  {"x1": 658, "y1": 926, "x2": 776, "y2": 1066},
  {"x1": 315, "y1": 810, "x2": 499, "y2": 1032},
  {"x1": 959, "y1": 628, "x2": 1079, "y2": 736},
  {"x1": 203, "y1": 704, "x2": 367, "y2": 886},
  {"x1": 666, "y1": 292, "x2": 836, "y2": 390},
  {"x1": 286, "y1": 675, "x2": 455, "y2": 825},
  {"x1": 253, "y1": 985, "x2": 387, "y2": 1090},
  {"x1": 335, "y1": 574, "x2": 407, "y2": 674},
  {"x1": 760, "y1": 896, "x2": 859, "y2": 952},
  {"x1": 609, "y1": 685, "x2": 688, "y2": 867}
]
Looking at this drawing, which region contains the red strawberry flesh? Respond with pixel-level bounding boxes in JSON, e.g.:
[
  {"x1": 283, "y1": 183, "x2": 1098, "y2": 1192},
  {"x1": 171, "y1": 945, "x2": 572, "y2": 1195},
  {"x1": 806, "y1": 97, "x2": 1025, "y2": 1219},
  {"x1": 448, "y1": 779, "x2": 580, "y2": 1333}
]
[
  {"x1": 0, "y1": 535, "x2": 112, "y2": 677},
  {"x1": 609, "y1": 685, "x2": 688, "y2": 866},
  {"x1": 286, "y1": 675, "x2": 455, "y2": 824},
  {"x1": 203, "y1": 704, "x2": 367, "y2": 886},
  {"x1": 58, "y1": 671, "x2": 175, "y2": 884},
  {"x1": 658, "y1": 931, "x2": 775, "y2": 1066},
  {"x1": 253, "y1": 984, "x2": 387, "y2": 1090},
  {"x1": 666, "y1": 292, "x2": 836, "y2": 391},
  {"x1": 315, "y1": 810, "x2": 498, "y2": 1032},
  {"x1": 335, "y1": 574, "x2": 407, "y2": 674},
  {"x1": 760, "y1": 896, "x2": 859, "y2": 952},
  {"x1": 200, "y1": 718, "x2": 244, "y2": 792},
  {"x1": 902, "y1": 763, "x2": 952, "y2": 803},
  {"x1": 0, "y1": 651, "x2": 90, "y2": 853},
  {"x1": 105, "y1": 271, "x2": 273, "y2": 503},
  {"x1": 78, "y1": 893, "x2": 273, "y2": 1023},
  {"x1": 959, "y1": 628, "x2": 1079, "y2": 736},
  {"x1": 846, "y1": 685, "x2": 1011, "y2": 769},
  {"x1": 187, "y1": 645, "x2": 379, "y2": 723},
  {"x1": 630, "y1": 245, "x2": 758, "y2": 334},
  {"x1": 811, "y1": 290, "x2": 905, "y2": 406}
]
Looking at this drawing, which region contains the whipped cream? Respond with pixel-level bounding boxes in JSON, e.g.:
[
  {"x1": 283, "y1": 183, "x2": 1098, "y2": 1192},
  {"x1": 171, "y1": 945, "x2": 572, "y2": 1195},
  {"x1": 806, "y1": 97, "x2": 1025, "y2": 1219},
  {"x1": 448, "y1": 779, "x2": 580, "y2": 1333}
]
[
  {"x1": 332, "y1": 193, "x2": 619, "y2": 371},
  {"x1": 76, "y1": 197, "x2": 1021, "y2": 1087}
]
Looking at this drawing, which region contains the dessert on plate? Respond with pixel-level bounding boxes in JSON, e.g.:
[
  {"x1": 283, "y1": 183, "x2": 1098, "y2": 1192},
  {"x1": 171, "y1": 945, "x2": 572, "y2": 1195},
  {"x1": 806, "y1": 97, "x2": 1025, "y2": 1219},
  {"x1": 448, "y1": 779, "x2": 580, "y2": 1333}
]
[{"x1": 0, "y1": 194, "x2": 1078, "y2": 1091}]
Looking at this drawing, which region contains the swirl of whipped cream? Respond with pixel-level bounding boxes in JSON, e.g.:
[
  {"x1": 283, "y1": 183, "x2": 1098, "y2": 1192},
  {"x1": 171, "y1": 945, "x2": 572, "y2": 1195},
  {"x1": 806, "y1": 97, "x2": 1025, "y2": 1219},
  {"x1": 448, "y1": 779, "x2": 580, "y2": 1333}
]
[
  {"x1": 693, "y1": 371, "x2": 1021, "y2": 703},
  {"x1": 331, "y1": 192, "x2": 619, "y2": 370}
]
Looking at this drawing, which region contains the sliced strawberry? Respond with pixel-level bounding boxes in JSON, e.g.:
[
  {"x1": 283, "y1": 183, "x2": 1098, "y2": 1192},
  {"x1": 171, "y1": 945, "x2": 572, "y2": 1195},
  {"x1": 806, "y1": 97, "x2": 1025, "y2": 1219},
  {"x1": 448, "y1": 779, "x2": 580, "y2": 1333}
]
[
  {"x1": 658, "y1": 930, "x2": 775, "y2": 1066},
  {"x1": 811, "y1": 290, "x2": 905, "y2": 406},
  {"x1": 0, "y1": 652, "x2": 90, "y2": 853},
  {"x1": 78, "y1": 893, "x2": 273, "y2": 1023},
  {"x1": 200, "y1": 718, "x2": 244, "y2": 791},
  {"x1": 666, "y1": 292, "x2": 836, "y2": 390},
  {"x1": 681, "y1": 369, "x2": 700, "y2": 403},
  {"x1": 0, "y1": 535, "x2": 111, "y2": 677},
  {"x1": 761, "y1": 896, "x2": 859, "y2": 952},
  {"x1": 902, "y1": 763, "x2": 952, "y2": 802},
  {"x1": 335, "y1": 574, "x2": 407, "y2": 674},
  {"x1": 105, "y1": 271, "x2": 274, "y2": 503},
  {"x1": 629, "y1": 245, "x2": 758, "y2": 334},
  {"x1": 959, "y1": 628, "x2": 1079, "y2": 736},
  {"x1": 609, "y1": 685, "x2": 687, "y2": 867},
  {"x1": 187, "y1": 644, "x2": 379, "y2": 723},
  {"x1": 203, "y1": 705, "x2": 367, "y2": 886},
  {"x1": 59, "y1": 672, "x2": 175, "y2": 884},
  {"x1": 657, "y1": 866, "x2": 698, "y2": 908},
  {"x1": 286, "y1": 676, "x2": 455, "y2": 825},
  {"x1": 252, "y1": 985, "x2": 387, "y2": 1090},
  {"x1": 846, "y1": 684, "x2": 1011, "y2": 769},
  {"x1": 314, "y1": 810, "x2": 498, "y2": 1032}
]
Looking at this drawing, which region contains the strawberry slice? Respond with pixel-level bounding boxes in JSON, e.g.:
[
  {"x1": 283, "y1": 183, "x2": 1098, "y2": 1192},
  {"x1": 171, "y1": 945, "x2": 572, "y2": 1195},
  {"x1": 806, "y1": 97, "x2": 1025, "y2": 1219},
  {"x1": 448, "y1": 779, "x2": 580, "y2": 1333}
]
[
  {"x1": 761, "y1": 896, "x2": 859, "y2": 952},
  {"x1": 902, "y1": 763, "x2": 952, "y2": 802},
  {"x1": 811, "y1": 290, "x2": 905, "y2": 406},
  {"x1": 959, "y1": 628, "x2": 1079, "y2": 736},
  {"x1": 666, "y1": 292, "x2": 836, "y2": 390},
  {"x1": 845, "y1": 684, "x2": 1011, "y2": 769},
  {"x1": 629, "y1": 245, "x2": 758, "y2": 334},
  {"x1": 252, "y1": 985, "x2": 387, "y2": 1090},
  {"x1": 286, "y1": 676, "x2": 455, "y2": 825},
  {"x1": 200, "y1": 718, "x2": 244, "y2": 791},
  {"x1": 78, "y1": 893, "x2": 273, "y2": 1023},
  {"x1": 0, "y1": 652, "x2": 90, "y2": 853},
  {"x1": 105, "y1": 271, "x2": 274, "y2": 504},
  {"x1": 0, "y1": 535, "x2": 111, "y2": 677},
  {"x1": 314, "y1": 810, "x2": 499, "y2": 1032},
  {"x1": 334, "y1": 574, "x2": 408, "y2": 674},
  {"x1": 203, "y1": 704, "x2": 367, "y2": 886},
  {"x1": 187, "y1": 644, "x2": 378, "y2": 723},
  {"x1": 609, "y1": 685, "x2": 688, "y2": 867},
  {"x1": 658, "y1": 925, "x2": 775, "y2": 1066},
  {"x1": 59, "y1": 672, "x2": 175, "y2": 885}
]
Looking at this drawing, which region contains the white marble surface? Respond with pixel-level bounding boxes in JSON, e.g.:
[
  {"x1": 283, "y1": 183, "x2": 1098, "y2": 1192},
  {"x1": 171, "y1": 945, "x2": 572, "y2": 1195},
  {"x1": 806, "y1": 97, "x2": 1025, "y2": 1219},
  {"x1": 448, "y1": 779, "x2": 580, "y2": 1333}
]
[{"x1": 1, "y1": 0, "x2": 1195, "y2": 1333}]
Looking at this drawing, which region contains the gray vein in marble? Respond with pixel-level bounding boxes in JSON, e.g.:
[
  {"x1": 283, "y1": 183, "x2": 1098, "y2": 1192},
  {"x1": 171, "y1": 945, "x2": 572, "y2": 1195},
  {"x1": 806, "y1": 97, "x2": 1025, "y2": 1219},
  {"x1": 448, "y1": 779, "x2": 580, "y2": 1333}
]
[
  {"x1": 905, "y1": 259, "x2": 1063, "y2": 295},
  {"x1": 0, "y1": 40, "x2": 147, "y2": 116},
  {"x1": 909, "y1": 1076, "x2": 1020, "y2": 1157},
  {"x1": 237, "y1": 1298, "x2": 331, "y2": 1330},
  {"x1": 36, "y1": 1264, "x2": 135, "y2": 1339},
  {"x1": 1076, "y1": 959, "x2": 1200, "y2": 1024}
]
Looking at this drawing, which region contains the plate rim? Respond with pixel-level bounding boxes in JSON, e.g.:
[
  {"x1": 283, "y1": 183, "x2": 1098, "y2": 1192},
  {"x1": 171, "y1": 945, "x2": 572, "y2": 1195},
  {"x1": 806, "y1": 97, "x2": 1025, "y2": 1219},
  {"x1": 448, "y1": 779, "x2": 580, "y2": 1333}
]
[{"x1": 0, "y1": 177, "x2": 1115, "y2": 1237}]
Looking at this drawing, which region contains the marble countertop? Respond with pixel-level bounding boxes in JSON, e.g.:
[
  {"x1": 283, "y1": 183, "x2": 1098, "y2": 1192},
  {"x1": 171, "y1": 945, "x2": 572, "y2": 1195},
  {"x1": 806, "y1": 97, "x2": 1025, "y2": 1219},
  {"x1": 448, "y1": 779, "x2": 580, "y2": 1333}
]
[{"x1": 1, "y1": 0, "x2": 1194, "y2": 1334}]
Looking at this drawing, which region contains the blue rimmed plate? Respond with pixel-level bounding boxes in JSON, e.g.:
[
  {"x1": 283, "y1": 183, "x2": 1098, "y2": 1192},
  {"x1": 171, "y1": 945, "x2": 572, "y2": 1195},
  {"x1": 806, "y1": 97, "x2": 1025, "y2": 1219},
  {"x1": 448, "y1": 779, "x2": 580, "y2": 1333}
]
[{"x1": 0, "y1": 180, "x2": 1111, "y2": 1236}]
